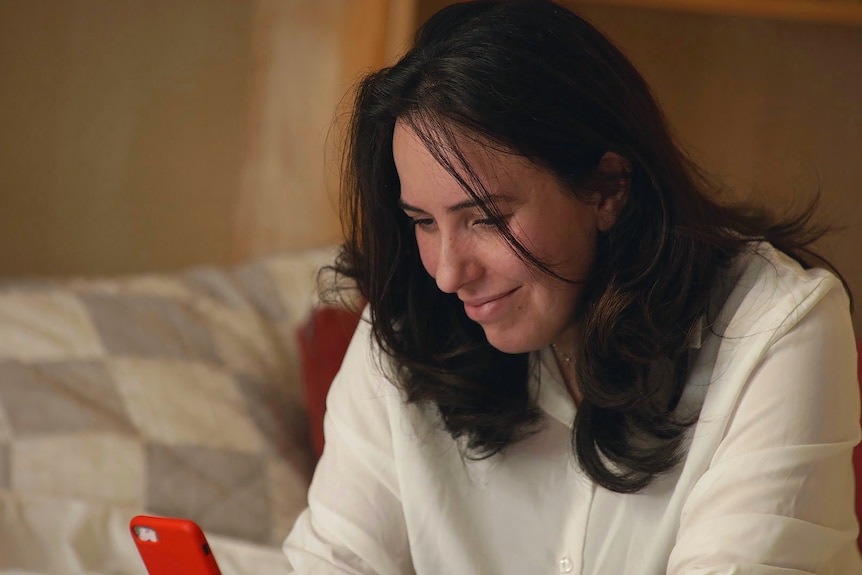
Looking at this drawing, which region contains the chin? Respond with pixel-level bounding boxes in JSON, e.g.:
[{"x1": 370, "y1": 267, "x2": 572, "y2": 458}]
[{"x1": 482, "y1": 328, "x2": 539, "y2": 355}]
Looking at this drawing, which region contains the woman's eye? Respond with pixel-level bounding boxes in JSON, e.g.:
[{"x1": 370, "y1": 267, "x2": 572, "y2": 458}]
[
  {"x1": 411, "y1": 218, "x2": 434, "y2": 229},
  {"x1": 473, "y1": 214, "x2": 509, "y2": 227}
]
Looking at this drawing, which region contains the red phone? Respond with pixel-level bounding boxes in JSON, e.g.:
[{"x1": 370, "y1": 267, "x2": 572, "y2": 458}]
[{"x1": 130, "y1": 515, "x2": 222, "y2": 575}]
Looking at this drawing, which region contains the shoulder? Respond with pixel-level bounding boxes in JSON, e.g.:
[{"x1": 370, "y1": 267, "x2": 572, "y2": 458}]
[
  {"x1": 683, "y1": 241, "x2": 854, "y2": 421},
  {"x1": 714, "y1": 241, "x2": 848, "y2": 344},
  {"x1": 686, "y1": 242, "x2": 856, "y2": 429}
]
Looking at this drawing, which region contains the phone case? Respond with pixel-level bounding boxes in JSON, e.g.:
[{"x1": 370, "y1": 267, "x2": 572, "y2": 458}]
[{"x1": 130, "y1": 515, "x2": 222, "y2": 575}]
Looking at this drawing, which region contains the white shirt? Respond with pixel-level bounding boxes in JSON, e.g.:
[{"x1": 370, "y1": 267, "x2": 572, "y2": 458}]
[{"x1": 284, "y1": 244, "x2": 862, "y2": 574}]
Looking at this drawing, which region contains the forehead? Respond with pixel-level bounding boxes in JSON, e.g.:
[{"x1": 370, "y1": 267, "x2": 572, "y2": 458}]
[{"x1": 392, "y1": 121, "x2": 536, "y2": 196}]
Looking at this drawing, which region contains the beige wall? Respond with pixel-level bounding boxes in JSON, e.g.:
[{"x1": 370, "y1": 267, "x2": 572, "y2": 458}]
[
  {"x1": 0, "y1": 0, "x2": 255, "y2": 277},
  {"x1": 0, "y1": 0, "x2": 415, "y2": 278},
  {"x1": 418, "y1": 0, "x2": 862, "y2": 333},
  {"x1": 230, "y1": 0, "x2": 345, "y2": 264},
  {"x1": 231, "y1": 0, "x2": 415, "y2": 263}
]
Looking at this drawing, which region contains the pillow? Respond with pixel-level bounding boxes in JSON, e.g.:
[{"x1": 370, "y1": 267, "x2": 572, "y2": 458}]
[
  {"x1": 0, "y1": 246, "x2": 337, "y2": 571},
  {"x1": 855, "y1": 339, "x2": 862, "y2": 552},
  {"x1": 296, "y1": 306, "x2": 361, "y2": 459}
]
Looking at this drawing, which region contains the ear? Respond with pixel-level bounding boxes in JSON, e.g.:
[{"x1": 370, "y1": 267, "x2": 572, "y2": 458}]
[{"x1": 595, "y1": 152, "x2": 630, "y2": 232}]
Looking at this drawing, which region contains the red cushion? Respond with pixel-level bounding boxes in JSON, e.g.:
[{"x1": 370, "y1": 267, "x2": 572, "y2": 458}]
[
  {"x1": 855, "y1": 339, "x2": 862, "y2": 552},
  {"x1": 297, "y1": 306, "x2": 361, "y2": 459}
]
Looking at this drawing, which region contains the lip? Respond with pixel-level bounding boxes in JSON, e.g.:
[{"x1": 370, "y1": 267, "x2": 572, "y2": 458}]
[{"x1": 461, "y1": 288, "x2": 520, "y2": 322}]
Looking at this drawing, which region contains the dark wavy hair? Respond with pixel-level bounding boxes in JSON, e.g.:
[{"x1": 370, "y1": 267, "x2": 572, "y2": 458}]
[{"x1": 329, "y1": 0, "x2": 844, "y2": 493}]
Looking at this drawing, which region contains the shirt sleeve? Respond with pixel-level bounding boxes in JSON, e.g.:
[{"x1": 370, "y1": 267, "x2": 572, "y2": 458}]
[
  {"x1": 668, "y1": 277, "x2": 862, "y2": 574},
  {"x1": 283, "y1": 313, "x2": 415, "y2": 575}
]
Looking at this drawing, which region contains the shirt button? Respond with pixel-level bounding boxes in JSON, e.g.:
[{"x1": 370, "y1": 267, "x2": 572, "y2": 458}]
[{"x1": 558, "y1": 555, "x2": 573, "y2": 573}]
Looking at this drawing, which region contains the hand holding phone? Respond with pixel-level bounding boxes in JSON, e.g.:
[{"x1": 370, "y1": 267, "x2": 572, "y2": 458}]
[{"x1": 130, "y1": 515, "x2": 222, "y2": 575}]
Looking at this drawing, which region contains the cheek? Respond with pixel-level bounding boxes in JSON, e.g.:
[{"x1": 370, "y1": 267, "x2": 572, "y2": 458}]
[
  {"x1": 534, "y1": 217, "x2": 598, "y2": 279},
  {"x1": 496, "y1": 250, "x2": 533, "y2": 282}
]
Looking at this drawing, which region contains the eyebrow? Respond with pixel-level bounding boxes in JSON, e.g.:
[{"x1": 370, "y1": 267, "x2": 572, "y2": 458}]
[{"x1": 398, "y1": 194, "x2": 514, "y2": 214}]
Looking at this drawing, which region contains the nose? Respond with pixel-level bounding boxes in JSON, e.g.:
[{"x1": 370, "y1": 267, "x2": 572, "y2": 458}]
[{"x1": 430, "y1": 233, "x2": 476, "y2": 294}]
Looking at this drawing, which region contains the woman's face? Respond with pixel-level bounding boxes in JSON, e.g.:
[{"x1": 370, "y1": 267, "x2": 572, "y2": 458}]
[{"x1": 393, "y1": 122, "x2": 623, "y2": 354}]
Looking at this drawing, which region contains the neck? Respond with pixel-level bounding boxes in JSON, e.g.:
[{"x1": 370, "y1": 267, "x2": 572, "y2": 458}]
[
  {"x1": 550, "y1": 324, "x2": 579, "y2": 363},
  {"x1": 549, "y1": 339, "x2": 581, "y2": 405}
]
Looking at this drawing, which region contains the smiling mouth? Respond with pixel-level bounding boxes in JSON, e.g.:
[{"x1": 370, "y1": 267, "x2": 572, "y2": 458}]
[
  {"x1": 461, "y1": 288, "x2": 520, "y2": 321},
  {"x1": 462, "y1": 290, "x2": 516, "y2": 307}
]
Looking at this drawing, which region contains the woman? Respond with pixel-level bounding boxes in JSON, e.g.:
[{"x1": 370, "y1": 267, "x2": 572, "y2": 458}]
[{"x1": 284, "y1": 1, "x2": 861, "y2": 572}]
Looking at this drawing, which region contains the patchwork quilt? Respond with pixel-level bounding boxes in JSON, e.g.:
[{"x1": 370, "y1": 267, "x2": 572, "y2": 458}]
[{"x1": 0, "y1": 246, "x2": 338, "y2": 574}]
